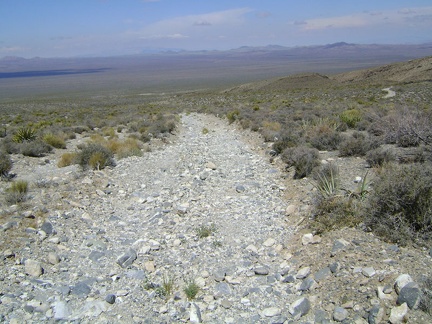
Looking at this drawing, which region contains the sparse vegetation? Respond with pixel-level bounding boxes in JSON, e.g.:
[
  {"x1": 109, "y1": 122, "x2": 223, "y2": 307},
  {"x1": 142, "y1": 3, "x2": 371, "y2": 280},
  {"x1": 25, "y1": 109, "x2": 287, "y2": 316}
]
[
  {"x1": 196, "y1": 224, "x2": 216, "y2": 238},
  {"x1": 77, "y1": 143, "x2": 115, "y2": 170},
  {"x1": 183, "y1": 278, "x2": 199, "y2": 300},
  {"x1": 0, "y1": 152, "x2": 12, "y2": 178},
  {"x1": 5, "y1": 180, "x2": 29, "y2": 204},
  {"x1": 281, "y1": 146, "x2": 320, "y2": 179},
  {"x1": 12, "y1": 127, "x2": 37, "y2": 143}
]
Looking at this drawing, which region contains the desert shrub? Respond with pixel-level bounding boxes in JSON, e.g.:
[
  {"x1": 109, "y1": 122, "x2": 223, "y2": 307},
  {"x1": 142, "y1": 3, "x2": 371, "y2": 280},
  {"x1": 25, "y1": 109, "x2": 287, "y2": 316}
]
[
  {"x1": 385, "y1": 108, "x2": 432, "y2": 147},
  {"x1": 281, "y1": 146, "x2": 320, "y2": 179},
  {"x1": 77, "y1": 143, "x2": 115, "y2": 170},
  {"x1": 226, "y1": 110, "x2": 240, "y2": 124},
  {"x1": 116, "y1": 138, "x2": 143, "y2": 159},
  {"x1": 311, "y1": 196, "x2": 362, "y2": 234},
  {"x1": 420, "y1": 277, "x2": 432, "y2": 316},
  {"x1": 5, "y1": 180, "x2": 29, "y2": 204},
  {"x1": 12, "y1": 127, "x2": 37, "y2": 143},
  {"x1": 20, "y1": 140, "x2": 52, "y2": 157},
  {"x1": 338, "y1": 132, "x2": 379, "y2": 157},
  {"x1": 43, "y1": 133, "x2": 66, "y2": 149},
  {"x1": 272, "y1": 132, "x2": 299, "y2": 154},
  {"x1": 366, "y1": 147, "x2": 395, "y2": 167},
  {"x1": 0, "y1": 138, "x2": 20, "y2": 154},
  {"x1": 364, "y1": 163, "x2": 432, "y2": 245},
  {"x1": 340, "y1": 109, "x2": 362, "y2": 128},
  {"x1": 72, "y1": 126, "x2": 88, "y2": 134},
  {"x1": 308, "y1": 125, "x2": 342, "y2": 151},
  {"x1": 58, "y1": 152, "x2": 78, "y2": 168},
  {"x1": 0, "y1": 152, "x2": 12, "y2": 178}
]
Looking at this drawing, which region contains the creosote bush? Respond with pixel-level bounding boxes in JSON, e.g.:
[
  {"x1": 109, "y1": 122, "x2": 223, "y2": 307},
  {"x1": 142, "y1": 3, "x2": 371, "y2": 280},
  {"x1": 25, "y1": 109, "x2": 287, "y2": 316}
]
[
  {"x1": 0, "y1": 152, "x2": 12, "y2": 178},
  {"x1": 364, "y1": 163, "x2": 432, "y2": 245},
  {"x1": 5, "y1": 180, "x2": 29, "y2": 204},
  {"x1": 43, "y1": 133, "x2": 66, "y2": 149},
  {"x1": 281, "y1": 146, "x2": 320, "y2": 179},
  {"x1": 77, "y1": 143, "x2": 115, "y2": 170},
  {"x1": 340, "y1": 109, "x2": 362, "y2": 128},
  {"x1": 338, "y1": 132, "x2": 379, "y2": 157},
  {"x1": 366, "y1": 147, "x2": 395, "y2": 167},
  {"x1": 20, "y1": 140, "x2": 52, "y2": 157},
  {"x1": 58, "y1": 152, "x2": 78, "y2": 168}
]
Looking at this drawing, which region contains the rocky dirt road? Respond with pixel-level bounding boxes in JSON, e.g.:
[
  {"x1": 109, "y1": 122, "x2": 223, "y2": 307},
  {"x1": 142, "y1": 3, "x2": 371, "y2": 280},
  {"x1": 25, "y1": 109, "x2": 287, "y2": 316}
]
[{"x1": 1, "y1": 113, "x2": 431, "y2": 323}]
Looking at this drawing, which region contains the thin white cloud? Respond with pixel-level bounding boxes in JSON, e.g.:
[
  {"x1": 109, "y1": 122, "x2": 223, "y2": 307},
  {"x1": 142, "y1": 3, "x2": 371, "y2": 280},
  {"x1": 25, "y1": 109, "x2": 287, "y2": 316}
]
[
  {"x1": 302, "y1": 6, "x2": 432, "y2": 31},
  {"x1": 133, "y1": 8, "x2": 251, "y2": 40}
]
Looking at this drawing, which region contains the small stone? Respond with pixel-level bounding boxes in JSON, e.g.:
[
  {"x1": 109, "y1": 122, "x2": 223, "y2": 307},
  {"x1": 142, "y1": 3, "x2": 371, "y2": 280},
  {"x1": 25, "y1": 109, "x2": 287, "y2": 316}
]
[
  {"x1": 221, "y1": 299, "x2": 232, "y2": 309},
  {"x1": 190, "y1": 303, "x2": 202, "y2": 323},
  {"x1": 331, "y1": 239, "x2": 350, "y2": 256},
  {"x1": 25, "y1": 259, "x2": 43, "y2": 277},
  {"x1": 314, "y1": 267, "x2": 331, "y2": 282},
  {"x1": 105, "y1": 294, "x2": 116, "y2": 304},
  {"x1": 354, "y1": 176, "x2": 362, "y2": 183},
  {"x1": 53, "y1": 301, "x2": 70, "y2": 320},
  {"x1": 394, "y1": 274, "x2": 413, "y2": 294},
  {"x1": 47, "y1": 252, "x2": 61, "y2": 265},
  {"x1": 285, "y1": 204, "x2": 297, "y2": 216},
  {"x1": 89, "y1": 250, "x2": 105, "y2": 262},
  {"x1": 236, "y1": 185, "x2": 246, "y2": 193},
  {"x1": 296, "y1": 266, "x2": 311, "y2": 279},
  {"x1": 41, "y1": 221, "x2": 54, "y2": 235},
  {"x1": 116, "y1": 248, "x2": 137, "y2": 268},
  {"x1": 368, "y1": 305, "x2": 384, "y2": 324},
  {"x1": 254, "y1": 266, "x2": 269, "y2": 275},
  {"x1": 362, "y1": 267, "x2": 376, "y2": 278},
  {"x1": 213, "y1": 269, "x2": 226, "y2": 281},
  {"x1": 205, "y1": 162, "x2": 217, "y2": 170},
  {"x1": 377, "y1": 286, "x2": 393, "y2": 300},
  {"x1": 262, "y1": 307, "x2": 281, "y2": 317},
  {"x1": 263, "y1": 238, "x2": 276, "y2": 247},
  {"x1": 333, "y1": 307, "x2": 348, "y2": 322},
  {"x1": 215, "y1": 282, "x2": 231, "y2": 296},
  {"x1": 397, "y1": 282, "x2": 421, "y2": 309},
  {"x1": 389, "y1": 302, "x2": 408, "y2": 324},
  {"x1": 71, "y1": 281, "x2": 91, "y2": 297},
  {"x1": 299, "y1": 277, "x2": 316, "y2": 291},
  {"x1": 302, "y1": 233, "x2": 314, "y2": 245},
  {"x1": 144, "y1": 260, "x2": 155, "y2": 272},
  {"x1": 289, "y1": 297, "x2": 310, "y2": 319},
  {"x1": 329, "y1": 262, "x2": 340, "y2": 274},
  {"x1": 314, "y1": 309, "x2": 330, "y2": 323}
]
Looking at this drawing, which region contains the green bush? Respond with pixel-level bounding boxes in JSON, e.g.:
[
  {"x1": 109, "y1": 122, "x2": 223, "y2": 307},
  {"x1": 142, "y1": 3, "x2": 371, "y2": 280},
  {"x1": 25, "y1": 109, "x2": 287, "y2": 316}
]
[
  {"x1": 364, "y1": 163, "x2": 432, "y2": 245},
  {"x1": 0, "y1": 152, "x2": 12, "y2": 178},
  {"x1": 43, "y1": 133, "x2": 66, "y2": 149},
  {"x1": 77, "y1": 143, "x2": 115, "y2": 170},
  {"x1": 226, "y1": 110, "x2": 240, "y2": 124},
  {"x1": 311, "y1": 196, "x2": 362, "y2": 234},
  {"x1": 5, "y1": 180, "x2": 29, "y2": 204},
  {"x1": 340, "y1": 109, "x2": 362, "y2": 128},
  {"x1": 281, "y1": 146, "x2": 320, "y2": 179}
]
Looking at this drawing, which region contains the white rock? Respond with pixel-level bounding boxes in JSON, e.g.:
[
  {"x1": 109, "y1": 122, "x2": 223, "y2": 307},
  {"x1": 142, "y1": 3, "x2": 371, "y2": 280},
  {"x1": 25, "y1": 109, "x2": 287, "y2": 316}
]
[
  {"x1": 302, "y1": 233, "x2": 314, "y2": 245},
  {"x1": 25, "y1": 259, "x2": 43, "y2": 277},
  {"x1": 395, "y1": 274, "x2": 413, "y2": 294},
  {"x1": 296, "y1": 267, "x2": 311, "y2": 279},
  {"x1": 262, "y1": 307, "x2": 281, "y2": 317},
  {"x1": 389, "y1": 302, "x2": 408, "y2": 324},
  {"x1": 285, "y1": 204, "x2": 297, "y2": 216},
  {"x1": 263, "y1": 238, "x2": 276, "y2": 247}
]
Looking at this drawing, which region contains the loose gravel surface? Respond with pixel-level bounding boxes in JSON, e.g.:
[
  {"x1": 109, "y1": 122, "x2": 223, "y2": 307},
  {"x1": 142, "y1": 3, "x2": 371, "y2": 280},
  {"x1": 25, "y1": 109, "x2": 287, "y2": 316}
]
[{"x1": 1, "y1": 113, "x2": 431, "y2": 323}]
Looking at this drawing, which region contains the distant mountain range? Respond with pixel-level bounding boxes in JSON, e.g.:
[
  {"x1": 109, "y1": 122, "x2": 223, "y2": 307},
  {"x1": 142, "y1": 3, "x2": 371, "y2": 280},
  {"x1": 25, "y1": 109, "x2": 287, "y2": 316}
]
[{"x1": 2, "y1": 42, "x2": 432, "y2": 62}]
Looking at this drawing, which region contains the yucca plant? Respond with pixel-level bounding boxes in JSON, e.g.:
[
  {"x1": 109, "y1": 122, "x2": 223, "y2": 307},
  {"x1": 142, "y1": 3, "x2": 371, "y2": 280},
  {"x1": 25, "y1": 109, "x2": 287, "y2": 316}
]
[
  {"x1": 12, "y1": 127, "x2": 37, "y2": 143},
  {"x1": 314, "y1": 164, "x2": 339, "y2": 198}
]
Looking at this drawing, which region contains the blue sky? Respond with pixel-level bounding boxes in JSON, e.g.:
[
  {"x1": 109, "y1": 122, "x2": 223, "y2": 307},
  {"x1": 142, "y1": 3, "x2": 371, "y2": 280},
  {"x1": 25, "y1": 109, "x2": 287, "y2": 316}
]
[{"x1": 1, "y1": 0, "x2": 432, "y2": 58}]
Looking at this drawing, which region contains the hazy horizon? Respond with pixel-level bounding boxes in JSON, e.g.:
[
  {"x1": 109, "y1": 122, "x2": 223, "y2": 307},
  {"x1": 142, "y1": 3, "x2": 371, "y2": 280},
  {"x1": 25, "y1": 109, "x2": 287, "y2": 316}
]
[{"x1": 1, "y1": 0, "x2": 432, "y2": 58}]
